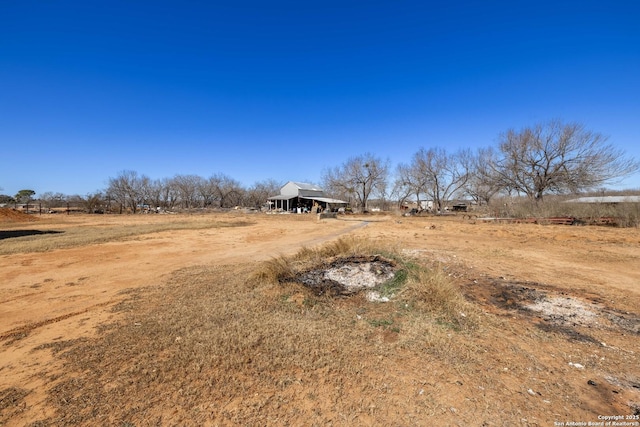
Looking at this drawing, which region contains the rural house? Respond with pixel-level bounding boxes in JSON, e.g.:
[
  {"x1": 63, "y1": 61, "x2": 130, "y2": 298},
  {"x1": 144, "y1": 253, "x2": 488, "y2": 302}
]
[{"x1": 268, "y1": 181, "x2": 348, "y2": 213}]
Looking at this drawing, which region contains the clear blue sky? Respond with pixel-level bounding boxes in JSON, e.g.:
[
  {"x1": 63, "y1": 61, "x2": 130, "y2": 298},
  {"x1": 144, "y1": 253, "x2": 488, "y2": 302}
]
[{"x1": 2, "y1": 0, "x2": 639, "y2": 197}]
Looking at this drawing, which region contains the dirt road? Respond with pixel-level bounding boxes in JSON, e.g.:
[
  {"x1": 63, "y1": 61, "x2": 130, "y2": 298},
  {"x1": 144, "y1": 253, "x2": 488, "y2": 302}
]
[{"x1": 1, "y1": 214, "x2": 366, "y2": 333}]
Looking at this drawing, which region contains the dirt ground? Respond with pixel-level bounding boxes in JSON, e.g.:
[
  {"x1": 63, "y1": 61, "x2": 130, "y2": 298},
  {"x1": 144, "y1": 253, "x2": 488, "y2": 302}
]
[{"x1": 1, "y1": 210, "x2": 639, "y2": 426}]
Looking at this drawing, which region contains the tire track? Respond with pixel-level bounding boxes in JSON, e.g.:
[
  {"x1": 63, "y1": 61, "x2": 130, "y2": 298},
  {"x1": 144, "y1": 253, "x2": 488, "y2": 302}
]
[{"x1": 0, "y1": 301, "x2": 112, "y2": 343}]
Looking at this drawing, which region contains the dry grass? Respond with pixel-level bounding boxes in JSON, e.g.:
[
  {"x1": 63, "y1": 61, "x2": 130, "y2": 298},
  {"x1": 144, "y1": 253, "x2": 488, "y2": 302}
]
[
  {"x1": 0, "y1": 387, "x2": 30, "y2": 421},
  {"x1": 30, "y1": 237, "x2": 491, "y2": 425},
  {"x1": 399, "y1": 268, "x2": 480, "y2": 328},
  {"x1": 10, "y1": 234, "x2": 639, "y2": 425},
  {"x1": 488, "y1": 198, "x2": 640, "y2": 227},
  {"x1": 255, "y1": 236, "x2": 480, "y2": 335},
  {"x1": 0, "y1": 219, "x2": 253, "y2": 255}
]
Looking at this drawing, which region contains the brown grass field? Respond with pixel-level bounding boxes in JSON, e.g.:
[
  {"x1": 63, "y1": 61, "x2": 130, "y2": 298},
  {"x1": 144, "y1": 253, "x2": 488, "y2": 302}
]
[{"x1": 1, "y1": 208, "x2": 639, "y2": 426}]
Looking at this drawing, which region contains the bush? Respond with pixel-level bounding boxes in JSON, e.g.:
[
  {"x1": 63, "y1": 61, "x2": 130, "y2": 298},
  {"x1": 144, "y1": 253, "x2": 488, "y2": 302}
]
[{"x1": 486, "y1": 196, "x2": 640, "y2": 227}]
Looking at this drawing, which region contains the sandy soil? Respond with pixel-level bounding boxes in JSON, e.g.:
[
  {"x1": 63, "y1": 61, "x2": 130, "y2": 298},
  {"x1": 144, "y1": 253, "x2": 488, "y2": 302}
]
[
  {"x1": 0, "y1": 213, "x2": 363, "y2": 423},
  {"x1": 1, "y1": 211, "x2": 639, "y2": 425}
]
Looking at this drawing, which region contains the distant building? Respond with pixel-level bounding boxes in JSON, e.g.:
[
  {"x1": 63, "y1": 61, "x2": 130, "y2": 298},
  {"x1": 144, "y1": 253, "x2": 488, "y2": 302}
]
[
  {"x1": 419, "y1": 200, "x2": 434, "y2": 211},
  {"x1": 267, "y1": 181, "x2": 348, "y2": 212},
  {"x1": 565, "y1": 196, "x2": 640, "y2": 204}
]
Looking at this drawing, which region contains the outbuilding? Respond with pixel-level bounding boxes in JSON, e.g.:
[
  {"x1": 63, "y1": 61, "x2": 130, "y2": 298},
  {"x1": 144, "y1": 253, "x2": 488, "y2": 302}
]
[{"x1": 268, "y1": 181, "x2": 348, "y2": 213}]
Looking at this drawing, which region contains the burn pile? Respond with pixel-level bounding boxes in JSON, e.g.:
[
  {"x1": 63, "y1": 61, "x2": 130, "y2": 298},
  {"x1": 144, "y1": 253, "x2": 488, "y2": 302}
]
[{"x1": 298, "y1": 255, "x2": 397, "y2": 298}]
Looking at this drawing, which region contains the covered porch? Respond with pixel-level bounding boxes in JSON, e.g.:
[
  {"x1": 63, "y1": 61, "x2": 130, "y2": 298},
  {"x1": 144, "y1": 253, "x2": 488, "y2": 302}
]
[{"x1": 267, "y1": 195, "x2": 348, "y2": 213}]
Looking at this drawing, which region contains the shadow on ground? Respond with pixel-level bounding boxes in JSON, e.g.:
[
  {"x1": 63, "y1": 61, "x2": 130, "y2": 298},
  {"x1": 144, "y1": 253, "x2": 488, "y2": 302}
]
[{"x1": 0, "y1": 230, "x2": 64, "y2": 240}]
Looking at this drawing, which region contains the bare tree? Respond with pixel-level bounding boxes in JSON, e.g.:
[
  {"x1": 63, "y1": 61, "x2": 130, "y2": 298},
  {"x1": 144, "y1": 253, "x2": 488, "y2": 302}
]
[
  {"x1": 138, "y1": 176, "x2": 154, "y2": 209},
  {"x1": 107, "y1": 170, "x2": 149, "y2": 213},
  {"x1": 209, "y1": 174, "x2": 244, "y2": 208},
  {"x1": 322, "y1": 153, "x2": 389, "y2": 211},
  {"x1": 393, "y1": 161, "x2": 430, "y2": 209},
  {"x1": 492, "y1": 120, "x2": 640, "y2": 201},
  {"x1": 172, "y1": 174, "x2": 202, "y2": 209},
  {"x1": 410, "y1": 147, "x2": 471, "y2": 211},
  {"x1": 371, "y1": 181, "x2": 392, "y2": 211},
  {"x1": 144, "y1": 179, "x2": 166, "y2": 210},
  {"x1": 198, "y1": 176, "x2": 218, "y2": 208},
  {"x1": 158, "y1": 177, "x2": 179, "y2": 210},
  {"x1": 246, "y1": 179, "x2": 281, "y2": 209},
  {"x1": 66, "y1": 194, "x2": 86, "y2": 210},
  {"x1": 40, "y1": 192, "x2": 67, "y2": 210},
  {"x1": 83, "y1": 192, "x2": 105, "y2": 213},
  {"x1": 463, "y1": 147, "x2": 503, "y2": 206}
]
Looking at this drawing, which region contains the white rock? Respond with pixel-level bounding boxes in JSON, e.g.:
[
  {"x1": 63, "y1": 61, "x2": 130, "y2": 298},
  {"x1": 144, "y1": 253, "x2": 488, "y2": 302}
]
[{"x1": 366, "y1": 291, "x2": 390, "y2": 302}]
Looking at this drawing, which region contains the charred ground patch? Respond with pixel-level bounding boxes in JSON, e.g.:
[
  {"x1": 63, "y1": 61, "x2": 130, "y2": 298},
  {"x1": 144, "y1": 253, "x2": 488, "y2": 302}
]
[
  {"x1": 297, "y1": 255, "x2": 398, "y2": 298},
  {"x1": 464, "y1": 278, "x2": 640, "y2": 342}
]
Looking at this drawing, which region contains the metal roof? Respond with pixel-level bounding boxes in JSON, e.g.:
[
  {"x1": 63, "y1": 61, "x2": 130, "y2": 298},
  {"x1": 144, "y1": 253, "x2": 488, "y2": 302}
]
[
  {"x1": 267, "y1": 194, "x2": 296, "y2": 200},
  {"x1": 565, "y1": 196, "x2": 640, "y2": 203},
  {"x1": 267, "y1": 195, "x2": 348, "y2": 204},
  {"x1": 300, "y1": 196, "x2": 348, "y2": 204},
  {"x1": 290, "y1": 181, "x2": 324, "y2": 191}
]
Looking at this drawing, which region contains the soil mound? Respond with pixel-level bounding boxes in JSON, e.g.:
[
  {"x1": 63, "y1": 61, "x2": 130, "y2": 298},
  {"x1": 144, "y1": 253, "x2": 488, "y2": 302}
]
[{"x1": 0, "y1": 208, "x2": 38, "y2": 223}]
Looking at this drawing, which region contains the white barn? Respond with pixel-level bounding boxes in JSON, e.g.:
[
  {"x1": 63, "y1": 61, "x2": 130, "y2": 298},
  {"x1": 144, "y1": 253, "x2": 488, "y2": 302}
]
[{"x1": 268, "y1": 181, "x2": 348, "y2": 213}]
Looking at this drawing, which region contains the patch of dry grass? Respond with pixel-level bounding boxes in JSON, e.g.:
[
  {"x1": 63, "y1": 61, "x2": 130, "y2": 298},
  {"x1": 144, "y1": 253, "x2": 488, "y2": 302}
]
[
  {"x1": 0, "y1": 219, "x2": 253, "y2": 255},
  {"x1": 398, "y1": 268, "x2": 480, "y2": 330},
  {"x1": 255, "y1": 236, "x2": 480, "y2": 334},
  {"x1": 0, "y1": 387, "x2": 30, "y2": 424}
]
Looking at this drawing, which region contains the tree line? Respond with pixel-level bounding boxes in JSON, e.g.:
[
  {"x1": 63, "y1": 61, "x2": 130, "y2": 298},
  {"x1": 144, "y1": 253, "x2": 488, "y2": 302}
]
[
  {"x1": 2, "y1": 175, "x2": 282, "y2": 213},
  {"x1": 326, "y1": 120, "x2": 639, "y2": 210},
  {"x1": 2, "y1": 120, "x2": 639, "y2": 213},
  {"x1": 103, "y1": 173, "x2": 283, "y2": 213}
]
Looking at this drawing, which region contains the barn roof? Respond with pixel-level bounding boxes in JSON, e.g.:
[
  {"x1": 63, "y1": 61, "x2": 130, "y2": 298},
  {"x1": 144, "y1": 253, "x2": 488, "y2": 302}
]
[
  {"x1": 289, "y1": 181, "x2": 324, "y2": 191},
  {"x1": 267, "y1": 194, "x2": 347, "y2": 204},
  {"x1": 267, "y1": 181, "x2": 347, "y2": 204}
]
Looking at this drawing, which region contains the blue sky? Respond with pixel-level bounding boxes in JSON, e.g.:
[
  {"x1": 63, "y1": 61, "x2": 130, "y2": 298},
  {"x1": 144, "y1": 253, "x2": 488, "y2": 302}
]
[{"x1": 1, "y1": 1, "x2": 639, "y2": 197}]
